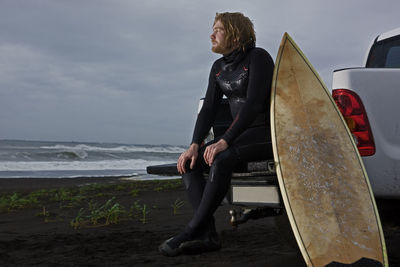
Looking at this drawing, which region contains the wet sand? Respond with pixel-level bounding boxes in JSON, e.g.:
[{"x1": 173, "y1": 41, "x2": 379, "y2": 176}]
[{"x1": 0, "y1": 178, "x2": 398, "y2": 266}]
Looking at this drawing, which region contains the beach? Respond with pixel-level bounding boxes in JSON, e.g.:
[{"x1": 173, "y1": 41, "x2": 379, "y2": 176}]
[{"x1": 0, "y1": 177, "x2": 399, "y2": 267}]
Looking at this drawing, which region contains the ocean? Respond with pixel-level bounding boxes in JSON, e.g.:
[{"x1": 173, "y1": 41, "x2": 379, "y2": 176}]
[{"x1": 0, "y1": 139, "x2": 184, "y2": 179}]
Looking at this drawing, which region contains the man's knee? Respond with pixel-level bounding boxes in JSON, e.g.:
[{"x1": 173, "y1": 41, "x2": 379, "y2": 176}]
[
  {"x1": 182, "y1": 169, "x2": 203, "y2": 190},
  {"x1": 213, "y1": 149, "x2": 238, "y2": 168},
  {"x1": 209, "y1": 149, "x2": 238, "y2": 179},
  {"x1": 184, "y1": 160, "x2": 192, "y2": 173}
]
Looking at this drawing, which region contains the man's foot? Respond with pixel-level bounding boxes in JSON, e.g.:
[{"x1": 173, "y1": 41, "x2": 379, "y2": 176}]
[
  {"x1": 159, "y1": 224, "x2": 221, "y2": 256},
  {"x1": 180, "y1": 230, "x2": 221, "y2": 255},
  {"x1": 159, "y1": 230, "x2": 193, "y2": 257}
]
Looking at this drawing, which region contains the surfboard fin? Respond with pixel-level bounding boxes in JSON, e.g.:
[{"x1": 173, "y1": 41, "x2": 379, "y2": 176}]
[{"x1": 325, "y1": 257, "x2": 383, "y2": 267}]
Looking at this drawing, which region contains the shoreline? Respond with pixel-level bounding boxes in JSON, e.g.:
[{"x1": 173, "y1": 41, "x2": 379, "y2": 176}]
[{"x1": 0, "y1": 177, "x2": 125, "y2": 193}]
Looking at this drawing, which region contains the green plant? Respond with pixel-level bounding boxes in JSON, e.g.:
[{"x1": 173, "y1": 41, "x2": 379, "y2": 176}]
[
  {"x1": 132, "y1": 200, "x2": 141, "y2": 210},
  {"x1": 37, "y1": 206, "x2": 50, "y2": 217},
  {"x1": 53, "y1": 188, "x2": 72, "y2": 202},
  {"x1": 130, "y1": 201, "x2": 150, "y2": 224},
  {"x1": 2, "y1": 193, "x2": 36, "y2": 211},
  {"x1": 105, "y1": 202, "x2": 125, "y2": 225},
  {"x1": 171, "y1": 198, "x2": 185, "y2": 215},
  {"x1": 70, "y1": 208, "x2": 86, "y2": 229},
  {"x1": 140, "y1": 204, "x2": 150, "y2": 224},
  {"x1": 87, "y1": 200, "x2": 103, "y2": 225},
  {"x1": 130, "y1": 200, "x2": 141, "y2": 217},
  {"x1": 116, "y1": 184, "x2": 126, "y2": 191},
  {"x1": 91, "y1": 197, "x2": 125, "y2": 225},
  {"x1": 130, "y1": 189, "x2": 140, "y2": 197},
  {"x1": 154, "y1": 186, "x2": 163, "y2": 192},
  {"x1": 70, "y1": 197, "x2": 127, "y2": 228}
]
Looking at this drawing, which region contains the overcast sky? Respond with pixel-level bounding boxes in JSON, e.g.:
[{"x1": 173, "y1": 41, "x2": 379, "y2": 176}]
[{"x1": 0, "y1": 0, "x2": 398, "y2": 145}]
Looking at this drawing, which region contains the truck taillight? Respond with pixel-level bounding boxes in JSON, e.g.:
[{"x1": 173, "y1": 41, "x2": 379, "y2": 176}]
[{"x1": 332, "y1": 89, "x2": 375, "y2": 156}]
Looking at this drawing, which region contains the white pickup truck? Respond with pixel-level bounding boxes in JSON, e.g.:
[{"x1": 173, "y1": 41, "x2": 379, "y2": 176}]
[{"x1": 332, "y1": 27, "x2": 400, "y2": 199}]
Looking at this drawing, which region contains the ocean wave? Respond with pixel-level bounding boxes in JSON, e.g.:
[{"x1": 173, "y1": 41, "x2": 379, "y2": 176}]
[
  {"x1": 52, "y1": 151, "x2": 88, "y2": 160},
  {"x1": 0, "y1": 159, "x2": 174, "y2": 171},
  {"x1": 40, "y1": 144, "x2": 185, "y2": 154}
]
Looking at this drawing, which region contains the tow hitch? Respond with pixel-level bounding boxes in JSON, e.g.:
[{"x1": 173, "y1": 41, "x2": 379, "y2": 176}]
[{"x1": 229, "y1": 207, "x2": 283, "y2": 228}]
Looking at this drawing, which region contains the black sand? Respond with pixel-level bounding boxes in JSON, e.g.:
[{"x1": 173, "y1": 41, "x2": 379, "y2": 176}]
[{"x1": 0, "y1": 178, "x2": 398, "y2": 266}]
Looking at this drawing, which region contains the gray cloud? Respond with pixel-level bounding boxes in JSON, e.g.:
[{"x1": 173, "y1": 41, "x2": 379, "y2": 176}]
[{"x1": 0, "y1": 0, "x2": 399, "y2": 145}]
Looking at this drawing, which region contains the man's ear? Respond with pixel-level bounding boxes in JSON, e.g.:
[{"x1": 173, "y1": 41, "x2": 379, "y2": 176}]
[{"x1": 233, "y1": 38, "x2": 240, "y2": 50}]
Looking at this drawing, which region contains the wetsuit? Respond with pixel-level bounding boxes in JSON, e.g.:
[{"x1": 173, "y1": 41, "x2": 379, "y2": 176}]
[{"x1": 181, "y1": 43, "x2": 275, "y2": 238}]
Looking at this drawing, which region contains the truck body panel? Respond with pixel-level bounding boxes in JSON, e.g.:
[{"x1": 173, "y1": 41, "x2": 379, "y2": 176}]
[{"x1": 333, "y1": 27, "x2": 400, "y2": 198}]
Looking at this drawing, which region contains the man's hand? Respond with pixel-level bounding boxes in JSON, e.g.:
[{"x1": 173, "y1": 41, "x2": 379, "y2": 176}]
[
  {"x1": 177, "y1": 143, "x2": 199, "y2": 174},
  {"x1": 204, "y1": 139, "x2": 228, "y2": 166}
]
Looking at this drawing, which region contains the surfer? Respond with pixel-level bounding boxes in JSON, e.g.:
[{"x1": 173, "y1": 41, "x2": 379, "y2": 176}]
[{"x1": 159, "y1": 12, "x2": 274, "y2": 256}]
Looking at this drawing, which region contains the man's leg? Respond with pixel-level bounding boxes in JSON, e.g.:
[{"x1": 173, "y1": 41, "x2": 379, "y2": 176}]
[
  {"x1": 160, "y1": 127, "x2": 271, "y2": 256},
  {"x1": 187, "y1": 147, "x2": 239, "y2": 232},
  {"x1": 185, "y1": 127, "x2": 272, "y2": 235},
  {"x1": 177, "y1": 148, "x2": 239, "y2": 254},
  {"x1": 182, "y1": 167, "x2": 218, "y2": 241},
  {"x1": 160, "y1": 146, "x2": 237, "y2": 256},
  {"x1": 181, "y1": 141, "x2": 213, "y2": 214}
]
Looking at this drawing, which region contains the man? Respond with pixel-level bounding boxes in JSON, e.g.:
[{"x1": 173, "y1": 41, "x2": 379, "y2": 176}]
[{"x1": 159, "y1": 12, "x2": 274, "y2": 256}]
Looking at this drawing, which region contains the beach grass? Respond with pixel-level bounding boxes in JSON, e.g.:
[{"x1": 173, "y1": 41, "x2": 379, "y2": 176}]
[
  {"x1": 0, "y1": 178, "x2": 183, "y2": 228},
  {"x1": 171, "y1": 198, "x2": 185, "y2": 215},
  {"x1": 70, "y1": 197, "x2": 128, "y2": 228}
]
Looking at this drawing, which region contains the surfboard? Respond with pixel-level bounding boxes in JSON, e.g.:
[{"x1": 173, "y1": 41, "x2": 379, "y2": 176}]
[{"x1": 270, "y1": 33, "x2": 388, "y2": 266}]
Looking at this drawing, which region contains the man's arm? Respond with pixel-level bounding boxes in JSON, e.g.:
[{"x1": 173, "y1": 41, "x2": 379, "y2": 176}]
[
  {"x1": 191, "y1": 61, "x2": 224, "y2": 145},
  {"x1": 178, "y1": 62, "x2": 223, "y2": 173}
]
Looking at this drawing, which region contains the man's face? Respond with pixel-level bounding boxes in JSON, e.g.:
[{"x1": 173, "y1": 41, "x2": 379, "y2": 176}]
[{"x1": 210, "y1": 20, "x2": 229, "y2": 54}]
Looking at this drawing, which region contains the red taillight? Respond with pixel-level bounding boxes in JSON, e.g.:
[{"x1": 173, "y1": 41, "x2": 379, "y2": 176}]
[{"x1": 332, "y1": 89, "x2": 375, "y2": 156}]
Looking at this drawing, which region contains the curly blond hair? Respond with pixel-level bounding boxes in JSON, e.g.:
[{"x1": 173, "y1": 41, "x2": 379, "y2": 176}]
[{"x1": 214, "y1": 12, "x2": 256, "y2": 52}]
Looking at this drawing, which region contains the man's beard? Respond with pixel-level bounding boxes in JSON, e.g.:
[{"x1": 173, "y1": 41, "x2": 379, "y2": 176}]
[{"x1": 211, "y1": 42, "x2": 231, "y2": 54}]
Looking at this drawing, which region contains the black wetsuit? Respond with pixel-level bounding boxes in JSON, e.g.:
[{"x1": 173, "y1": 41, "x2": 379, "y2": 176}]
[{"x1": 182, "y1": 43, "x2": 274, "y2": 240}]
